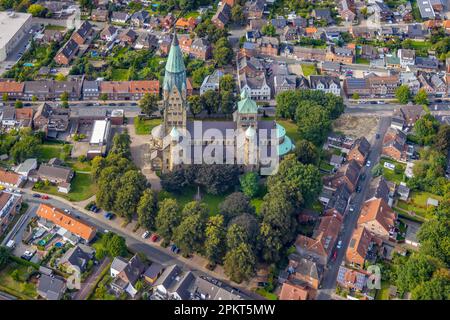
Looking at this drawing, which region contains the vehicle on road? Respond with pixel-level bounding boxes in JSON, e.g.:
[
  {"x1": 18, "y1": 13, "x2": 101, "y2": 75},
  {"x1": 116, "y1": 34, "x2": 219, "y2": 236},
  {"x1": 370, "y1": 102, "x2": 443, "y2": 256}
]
[
  {"x1": 32, "y1": 193, "x2": 41, "y2": 198},
  {"x1": 331, "y1": 250, "x2": 337, "y2": 261},
  {"x1": 349, "y1": 206, "x2": 355, "y2": 212},
  {"x1": 64, "y1": 209, "x2": 70, "y2": 214},
  {"x1": 337, "y1": 240, "x2": 343, "y2": 249},
  {"x1": 366, "y1": 160, "x2": 371, "y2": 167},
  {"x1": 41, "y1": 195, "x2": 49, "y2": 200},
  {"x1": 376, "y1": 133, "x2": 380, "y2": 139},
  {"x1": 142, "y1": 231, "x2": 150, "y2": 239},
  {"x1": 356, "y1": 185, "x2": 362, "y2": 193}
]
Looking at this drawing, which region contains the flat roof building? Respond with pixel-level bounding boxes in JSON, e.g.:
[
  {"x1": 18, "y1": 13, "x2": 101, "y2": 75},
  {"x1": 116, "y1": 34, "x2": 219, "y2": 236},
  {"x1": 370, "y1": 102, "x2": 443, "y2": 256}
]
[
  {"x1": 0, "y1": 12, "x2": 32, "y2": 61},
  {"x1": 90, "y1": 119, "x2": 111, "y2": 146}
]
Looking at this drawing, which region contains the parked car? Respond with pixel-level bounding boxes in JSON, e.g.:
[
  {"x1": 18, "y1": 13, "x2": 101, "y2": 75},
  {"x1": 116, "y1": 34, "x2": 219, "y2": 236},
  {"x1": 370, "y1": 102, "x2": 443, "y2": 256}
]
[
  {"x1": 337, "y1": 240, "x2": 343, "y2": 249},
  {"x1": 257, "y1": 282, "x2": 269, "y2": 287},
  {"x1": 41, "y1": 195, "x2": 49, "y2": 200},
  {"x1": 142, "y1": 231, "x2": 150, "y2": 239},
  {"x1": 150, "y1": 234, "x2": 159, "y2": 242},
  {"x1": 366, "y1": 160, "x2": 371, "y2": 167},
  {"x1": 104, "y1": 212, "x2": 114, "y2": 220},
  {"x1": 32, "y1": 193, "x2": 41, "y2": 198},
  {"x1": 356, "y1": 185, "x2": 362, "y2": 193},
  {"x1": 376, "y1": 133, "x2": 380, "y2": 139},
  {"x1": 21, "y1": 250, "x2": 35, "y2": 261}
]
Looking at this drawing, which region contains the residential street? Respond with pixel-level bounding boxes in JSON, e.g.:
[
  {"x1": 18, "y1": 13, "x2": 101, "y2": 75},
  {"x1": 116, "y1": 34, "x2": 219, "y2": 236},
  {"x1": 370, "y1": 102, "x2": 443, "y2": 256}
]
[
  {"x1": 14, "y1": 192, "x2": 261, "y2": 300},
  {"x1": 317, "y1": 116, "x2": 391, "y2": 300}
]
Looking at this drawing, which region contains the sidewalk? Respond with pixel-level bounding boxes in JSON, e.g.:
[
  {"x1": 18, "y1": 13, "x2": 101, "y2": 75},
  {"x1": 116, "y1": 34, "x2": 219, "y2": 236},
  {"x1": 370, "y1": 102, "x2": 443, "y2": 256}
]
[{"x1": 22, "y1": 188, "x2": 258, "y2": 298}]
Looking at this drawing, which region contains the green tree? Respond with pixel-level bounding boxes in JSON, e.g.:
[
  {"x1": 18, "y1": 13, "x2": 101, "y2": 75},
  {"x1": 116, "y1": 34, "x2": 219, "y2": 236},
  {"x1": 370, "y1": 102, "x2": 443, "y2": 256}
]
[
  {"x1": 433, "y1": 124, "x2": 450, "y2": 154},
  {"x1": 114, "y1": 170, "x2": 147, "y2": 221},
  {"x1": 0, "y1": 247, "x2": 10, "y2": 269},
  {"x1": 138, "y1": 93, "x2": 159, "y2": 117},
  {"x1": 137, "y1": 189, "x2": 157, "y2": 231},
  {"x1": 100, "y1": 93, "x2": 108, "y2": 102},
  {"x1": 395, "y1": 85, "x2": 411, "y2": 104},
  {"x1": 239, "y1": 172, "x2": 259, "y2": 198},
  {"x1": 173, "y1": 201, "x2": 209, "y2": 256},
  {"x1": 2, "y1": 93, "x2": 8, "y2": 102},
  {"x1": 188, "y1": 95, "x2": 203, "y2": 117},
  {"x1": 417, "y1": 218, "x2": 450, "y2": 267},
  {"x1": 155, "y1": 199, "x2": 181, "y2": 244},
  {"x1": 219, "y1": 192, "x2": 254, "y2": 222},
  {"x1": 220, "y1": 90, "x2": 235, "y2": 114},
  {"x1": 414, "y1": 114, "x2": 440, "y2": 145},
  {"x1": 104, "y1": 233, "x2": 127, "y2": 257},
  {"x1": 351, "y1": 93, "x2": 360, "y2": 100},
  {"x1": 27, "y1": 4, "x2": 46, "y2": 17},
  {"x1": 204, "y1": 215, "x2": 226, "y2": 265},
  {"x1": 224, "y1": 243, "x2": 256, "y2": 283},
  {"x1": 261, "y1": 23, "x2": 276, "y2": 36},
  {"x1": 296, "y1": 102, "x2": 331, "y2": 145},
  {"x1": 231, "y1": 4, "x2": 245, "y2": 25},
  {"x1": 200, "y1": 90, "x2": 218, "y2": 114},
  {"x1": 414, "y1": 88, "x2": 429, "y2": 106},
  {"x1": 31, "y1": 95, "x2": 38, "y2": 102},
  {"x1": 411, "y1": 269, "x2": 450, "y2": 300},
  {"x1": 55, "y1": 73, "x2": 67, "y2": 81},
  {"x1": 219, "y1": 74, "x2": 236, "y2": 92},
  {"x1": 14, "y1": 100, "x2": 23, "y2": 108},
  {"x1": 294, "y1": 139, "x2": 319, "y2": 164},
  {"x1": 213, "y1": 37, "x2": 233, "y2": 67}
]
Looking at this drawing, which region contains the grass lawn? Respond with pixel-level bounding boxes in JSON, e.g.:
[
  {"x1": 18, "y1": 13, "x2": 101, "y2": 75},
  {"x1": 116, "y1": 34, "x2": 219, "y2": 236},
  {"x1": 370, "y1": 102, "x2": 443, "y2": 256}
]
[
  {"x1": 396, "y1": 191, "x2": 442, "y2": 220},
  {"x1": 276, "y1": 119, "x2": 300, "y2": 144},
  {"x1": 356, "y1": 57, "x2": 370, "y2": 64},
  {"x1": 301, "y1": 64, "x2": 318, "y2": 77},
  {"x1": 408, "y1": 40, "x2": 431, "y2": 50},
  {"x1": 37, "y1": 142, "x2": 70, "y2": 162},
  {"x1": 0, "y1": 263, "x2": 37, "y2": 299},
  {"x1": 67, "y1": 160, "x2": 92, "y2": 172},
  {"x1": 319, "y1": 160, "x2": 334, "y2": 173},
  {"x1": 111, "y1": 68, "x2": 129, "y2": 81},
  {"x1": 135, "y1": 118, "x2": 161, "y2": 135},
  {"x1": 167, "y1": 186, "x2": 230, "y2": 216},
  {"x1": 375, "y1": 281, "x2": 390, "y2": 300},
  {"x1": 33, "y1": 173, "x2": 96, "y2": 202},
  {"x1": 379, "y1": 158, "x2": 406, "y2": 184},
  {"x1": 45, "y1": 25, "x2": 66, "y2": 31}
]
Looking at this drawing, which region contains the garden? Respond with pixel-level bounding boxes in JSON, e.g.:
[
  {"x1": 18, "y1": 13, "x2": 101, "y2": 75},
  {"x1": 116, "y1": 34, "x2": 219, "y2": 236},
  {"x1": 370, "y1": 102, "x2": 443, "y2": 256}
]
[
  {"x1": 395, "y1": 191, "x2": 443, "y2": 221},
  {"x1": 0, "y1": 260, "x2": 38, "y2": 299},
  {"x1": 378, "y1": 158, "x2": 406, "y2": 184},
  {"x1": 134, "y1": 118, "x2": 161, "y2": 135}
]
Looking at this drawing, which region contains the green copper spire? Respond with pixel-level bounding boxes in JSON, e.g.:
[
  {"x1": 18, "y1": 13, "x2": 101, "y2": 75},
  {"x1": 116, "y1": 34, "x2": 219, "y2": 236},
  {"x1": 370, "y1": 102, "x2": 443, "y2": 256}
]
[
  {"x1": 237, "y1": 90, "x2": 258, "y2": 114},
  {"x1": 163, "y1": 31, "x2": 187, "y2": 94}
]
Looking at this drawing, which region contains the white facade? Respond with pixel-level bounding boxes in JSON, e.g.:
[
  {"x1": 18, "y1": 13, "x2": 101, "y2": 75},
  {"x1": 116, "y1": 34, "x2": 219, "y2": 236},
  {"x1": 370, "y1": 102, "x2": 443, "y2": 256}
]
[
  {"x1": 0, "y1": 12, "x2": 32, "y2": 61},
  {"x1": 314, "y1": 82, "x2": 341, "y2": 96},
  {"x1": 241, "y1": 83, "x2": 271, "y2": 100}
]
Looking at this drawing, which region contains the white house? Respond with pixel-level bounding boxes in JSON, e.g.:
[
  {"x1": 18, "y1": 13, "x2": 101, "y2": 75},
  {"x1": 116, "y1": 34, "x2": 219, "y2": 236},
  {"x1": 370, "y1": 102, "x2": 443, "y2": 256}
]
[
  {"x1": 398, "y1": 49, "x2": 416, "y2": 67},
  {"x1": 309, "y1": 75, "x2": 341, "y2": 96},
  {"x1": 200, "y1": 70, "x2": 224, "y2": 95},
  {"x1": 239, "y1": 73, "x2": 271, "y2": 101}
]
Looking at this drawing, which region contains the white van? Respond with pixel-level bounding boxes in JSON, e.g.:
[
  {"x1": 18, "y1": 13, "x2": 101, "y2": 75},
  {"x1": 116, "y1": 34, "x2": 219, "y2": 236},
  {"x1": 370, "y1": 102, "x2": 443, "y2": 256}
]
[{"x1": 6, "y1": 240, "x2": 15, "y2": 249}]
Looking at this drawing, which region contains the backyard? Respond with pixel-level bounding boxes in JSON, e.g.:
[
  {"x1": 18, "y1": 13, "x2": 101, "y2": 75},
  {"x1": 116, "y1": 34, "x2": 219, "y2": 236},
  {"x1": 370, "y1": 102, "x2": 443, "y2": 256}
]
[
  {"x1": 395, "y1": 191, "x2": 442, "y2": 221},
  {"x1": 33, "y1": 172, "x2": 96, "y2": 202},
  {"x1": 379, "y1": 158, "x2": 406, "y2": 184},
  {"x1": 37, "y1": 142, "x2": 72, "y2": 162},
  {"x1": 0, "y1": 262, "x2": 37, "y2": 299},
  {"x1": 301, "y1": 64, "x2": 318, "y2": 77}
]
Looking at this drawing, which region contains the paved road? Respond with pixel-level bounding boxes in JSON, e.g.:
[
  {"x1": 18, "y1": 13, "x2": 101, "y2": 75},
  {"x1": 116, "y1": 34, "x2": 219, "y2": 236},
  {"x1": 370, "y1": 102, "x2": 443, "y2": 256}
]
[
  {"x1": 317, "y1": 116, "x2": 391, "y2": 300},
  {"x1": 73, "y1": 257, "x2": 110, "y2": 300},
  {"x1": 20, "y1": 193, "x2": 261, "y2": 300}
]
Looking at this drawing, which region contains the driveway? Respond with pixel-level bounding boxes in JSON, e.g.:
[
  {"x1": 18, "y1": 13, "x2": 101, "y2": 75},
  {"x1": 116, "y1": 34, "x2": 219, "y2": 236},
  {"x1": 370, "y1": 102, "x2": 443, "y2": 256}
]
[{"x1": 73, "y1": 257, "x2": 111, "y2": 300}]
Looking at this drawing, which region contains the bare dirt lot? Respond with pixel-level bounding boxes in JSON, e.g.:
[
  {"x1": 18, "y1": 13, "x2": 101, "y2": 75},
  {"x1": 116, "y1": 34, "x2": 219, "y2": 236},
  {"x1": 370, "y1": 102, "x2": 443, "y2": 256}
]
[{"x1": 332, "y1": 115, "x2": 380, "y2": 141}]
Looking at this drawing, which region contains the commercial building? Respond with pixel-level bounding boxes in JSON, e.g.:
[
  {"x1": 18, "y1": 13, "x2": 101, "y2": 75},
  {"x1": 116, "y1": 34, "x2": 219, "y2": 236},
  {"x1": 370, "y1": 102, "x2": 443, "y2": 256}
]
[
  {"x1": 88, "y1": 119, "x2": 111, "y2": 159},
  {"x1": 0, "y1": 12, "x2": 32, "y2": 61}
]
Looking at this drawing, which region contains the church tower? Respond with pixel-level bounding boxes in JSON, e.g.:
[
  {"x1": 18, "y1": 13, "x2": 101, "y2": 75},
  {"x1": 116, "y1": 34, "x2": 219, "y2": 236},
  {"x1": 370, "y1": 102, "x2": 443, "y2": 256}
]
[{"x1": 162, "y1": 31, "x2": 188, "y2": 136}]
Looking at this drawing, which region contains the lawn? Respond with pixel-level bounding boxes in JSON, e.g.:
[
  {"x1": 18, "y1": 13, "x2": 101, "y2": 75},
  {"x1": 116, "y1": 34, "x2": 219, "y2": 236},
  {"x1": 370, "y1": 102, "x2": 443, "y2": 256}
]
[
  {"x1": 166, "y1": 186, "x2": 231, "y2": 216},
  {"x1": 0, "y1": 262, "x2": 37, "y2": 299},
  {"x1": 37, "y1": 142, "x2": 71, "y2": 162},
  {"x1": 111, "y1": 68, "x2": 129, "y2": 81},
  {"x1": 276, "y1": 119, "x2": 300, "y2": 144},
  {"x1": 356, "y1": 57, "x2": 370, "y2": 65},
  {"x1": 396, "y1": 191, "x2": 442, "y2": 221},
  {"x1": 33, "y1": 172, "x2": 96, "y2": 202},
  {"x1": 407, "y1": 40, "x2": 431, "y2": 50},
  {"x1": 67, "y1": 160, "x2": 92, "y2": 172},
  {"x1": 134, "y1": 118, "x2": 161, "y2": 135},
  {"x1": 379, "y1": 158, "x2": 406, "y2": 184},
  {"x1": 301, "y1": 64, "x2": 318, "y2": 77},
  {"x1": 375, "y1": 281, "x2": 390, "y2": 300}
]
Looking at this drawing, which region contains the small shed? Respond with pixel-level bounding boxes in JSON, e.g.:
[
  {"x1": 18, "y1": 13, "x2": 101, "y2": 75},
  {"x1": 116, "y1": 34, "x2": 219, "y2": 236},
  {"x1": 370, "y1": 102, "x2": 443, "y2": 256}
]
[{"x1": 426, "y1": 198, "x2": 439, "y2": 207}]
